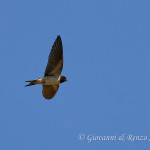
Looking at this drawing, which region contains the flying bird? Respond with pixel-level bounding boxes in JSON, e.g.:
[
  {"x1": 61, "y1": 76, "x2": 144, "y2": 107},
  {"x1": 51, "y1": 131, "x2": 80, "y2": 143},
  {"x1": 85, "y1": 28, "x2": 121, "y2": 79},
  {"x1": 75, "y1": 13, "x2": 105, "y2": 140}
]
[{"x1": 25, "y1": 35, "x2": 67, "y2": 99}]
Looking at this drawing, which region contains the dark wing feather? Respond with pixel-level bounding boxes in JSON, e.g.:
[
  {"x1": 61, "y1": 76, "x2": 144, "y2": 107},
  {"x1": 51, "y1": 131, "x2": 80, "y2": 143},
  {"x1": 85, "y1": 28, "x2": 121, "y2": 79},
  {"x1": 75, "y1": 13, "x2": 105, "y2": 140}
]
[
  {"x1": 42, "y1": 85, "x2": 59, "y2": 99},
  {"x1": 44, "y1": 35, "x2": 63, "y2": 76}
]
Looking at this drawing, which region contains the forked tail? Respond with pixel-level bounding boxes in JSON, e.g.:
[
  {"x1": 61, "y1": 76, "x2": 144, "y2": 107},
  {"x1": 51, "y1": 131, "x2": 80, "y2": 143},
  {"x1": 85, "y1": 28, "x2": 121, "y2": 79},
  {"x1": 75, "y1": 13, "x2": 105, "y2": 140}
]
[{"x1": 25, "y1": 80, "x2": 37, "y2": 87}]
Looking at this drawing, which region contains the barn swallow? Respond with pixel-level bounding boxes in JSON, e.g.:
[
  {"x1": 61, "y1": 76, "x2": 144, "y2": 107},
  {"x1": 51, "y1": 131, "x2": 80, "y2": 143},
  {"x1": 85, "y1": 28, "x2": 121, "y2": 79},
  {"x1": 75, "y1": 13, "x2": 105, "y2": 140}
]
[{"x1": 25, "y1": 35, "x2": 67, "y2": 99}]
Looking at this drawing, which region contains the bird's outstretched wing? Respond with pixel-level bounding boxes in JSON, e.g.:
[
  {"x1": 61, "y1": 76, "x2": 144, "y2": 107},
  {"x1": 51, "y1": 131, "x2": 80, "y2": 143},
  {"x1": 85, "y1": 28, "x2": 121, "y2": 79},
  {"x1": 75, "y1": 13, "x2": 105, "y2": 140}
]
[
  {"x1": 42, "y1": 85, "x2": 59, "y2": 99},
  {"x1": 44, "y1": 35, "x2": 63, "y2": 76}
]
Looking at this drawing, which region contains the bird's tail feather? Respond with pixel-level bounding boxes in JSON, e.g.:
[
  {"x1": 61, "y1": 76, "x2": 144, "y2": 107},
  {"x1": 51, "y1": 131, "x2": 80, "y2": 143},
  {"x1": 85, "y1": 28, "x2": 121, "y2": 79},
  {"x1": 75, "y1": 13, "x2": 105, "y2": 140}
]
[{"x1": 25, "y1": 80, "x2": 37, "y2": 87}]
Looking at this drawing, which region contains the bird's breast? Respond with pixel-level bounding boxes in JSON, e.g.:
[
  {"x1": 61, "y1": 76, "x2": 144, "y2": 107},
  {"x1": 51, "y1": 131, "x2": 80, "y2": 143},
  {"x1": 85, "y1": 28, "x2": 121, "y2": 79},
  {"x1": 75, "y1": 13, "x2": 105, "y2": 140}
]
[{"x1": 43, "y1": 76, "x2": 60, "y2": 85}]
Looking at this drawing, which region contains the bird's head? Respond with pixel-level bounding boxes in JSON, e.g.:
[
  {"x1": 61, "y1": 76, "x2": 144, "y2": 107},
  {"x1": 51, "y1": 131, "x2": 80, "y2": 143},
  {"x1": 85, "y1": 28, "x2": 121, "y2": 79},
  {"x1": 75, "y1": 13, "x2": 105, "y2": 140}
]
[{"x1": 60, "y1": 76, "x2": 67, "y2": 83}]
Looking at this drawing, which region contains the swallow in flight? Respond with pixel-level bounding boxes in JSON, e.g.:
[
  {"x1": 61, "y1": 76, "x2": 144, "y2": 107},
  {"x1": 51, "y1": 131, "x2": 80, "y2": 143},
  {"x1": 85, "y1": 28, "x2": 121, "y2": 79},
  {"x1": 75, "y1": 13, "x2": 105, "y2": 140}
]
[{"x1": 25, "y1": 35, "x2": 67, "y2": 99}]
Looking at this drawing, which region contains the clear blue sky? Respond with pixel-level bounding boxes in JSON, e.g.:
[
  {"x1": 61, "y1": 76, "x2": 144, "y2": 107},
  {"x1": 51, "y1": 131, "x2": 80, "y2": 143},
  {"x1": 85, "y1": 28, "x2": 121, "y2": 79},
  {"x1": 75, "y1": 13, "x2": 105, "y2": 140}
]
[{"x1": 0, "y1": 0, "x2": 150, "y2": 149}]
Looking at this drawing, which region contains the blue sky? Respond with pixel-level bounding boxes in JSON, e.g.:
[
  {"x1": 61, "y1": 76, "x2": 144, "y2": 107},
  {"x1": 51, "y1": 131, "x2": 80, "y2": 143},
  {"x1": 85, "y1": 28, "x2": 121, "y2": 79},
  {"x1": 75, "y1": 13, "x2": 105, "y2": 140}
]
[{"x1": 0, "y1": 0, "x2": 150, "y2": 149}]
